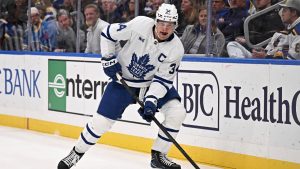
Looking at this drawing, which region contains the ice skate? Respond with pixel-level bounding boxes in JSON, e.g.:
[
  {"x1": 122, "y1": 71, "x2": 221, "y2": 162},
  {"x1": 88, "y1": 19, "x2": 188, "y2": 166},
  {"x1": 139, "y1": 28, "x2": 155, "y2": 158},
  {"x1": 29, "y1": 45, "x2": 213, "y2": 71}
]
[
  {"x1": 58, "y1": 147, "x2": 84, "y2": 169},
  {"x1": 151, "y1": 150, "x2": 181, "y2": 169}
]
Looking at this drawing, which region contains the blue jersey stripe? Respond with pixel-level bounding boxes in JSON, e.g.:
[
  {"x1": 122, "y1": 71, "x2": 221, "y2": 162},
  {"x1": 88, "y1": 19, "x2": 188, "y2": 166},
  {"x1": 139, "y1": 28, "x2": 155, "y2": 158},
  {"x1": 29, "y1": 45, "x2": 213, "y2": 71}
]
[
  {"x1": 101, "y1": 25, "x2": 117, "y2": 43},
  {"x1": 106, "y1": 25, "x2": 117, "y2": 42},
  {"x1": 146, "y1": 95, "x2": 158, "y2": 101},
  {"x1": 123, "y1": 77, "x2": 152, "y2": 83},
  {"x1": 154, "y1": 75, "x2": 173, "y2": 84},
  {"x1": 101, "y1": 32, "x2": 117, "y2": 43}
]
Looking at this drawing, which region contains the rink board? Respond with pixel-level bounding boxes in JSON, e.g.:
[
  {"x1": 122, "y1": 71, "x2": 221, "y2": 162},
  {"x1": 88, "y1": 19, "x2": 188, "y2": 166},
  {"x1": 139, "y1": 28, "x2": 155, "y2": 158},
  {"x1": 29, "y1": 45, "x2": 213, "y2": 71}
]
[{"x1": 0, "y1": 52, "x2": 300, "y2": 169}]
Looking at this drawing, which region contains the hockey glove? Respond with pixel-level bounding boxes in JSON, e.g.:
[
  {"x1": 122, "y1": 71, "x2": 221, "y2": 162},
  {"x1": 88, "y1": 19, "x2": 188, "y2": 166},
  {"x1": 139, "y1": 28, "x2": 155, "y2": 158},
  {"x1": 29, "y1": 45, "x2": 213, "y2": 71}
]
[
  {"x1": 101, "y1": 55, "x2": 121, "y2": 81},
  {"x1": 138, "y1": 96, "x2": 158, "y2": 122}
]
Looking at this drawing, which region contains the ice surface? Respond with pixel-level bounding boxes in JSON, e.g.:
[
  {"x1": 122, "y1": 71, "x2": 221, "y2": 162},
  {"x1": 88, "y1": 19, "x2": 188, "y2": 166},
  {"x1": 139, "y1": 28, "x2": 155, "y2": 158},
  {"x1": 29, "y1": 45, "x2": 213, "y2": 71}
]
[{"x1": 0, "y1": 126, "x2": 222, "y2": 169}]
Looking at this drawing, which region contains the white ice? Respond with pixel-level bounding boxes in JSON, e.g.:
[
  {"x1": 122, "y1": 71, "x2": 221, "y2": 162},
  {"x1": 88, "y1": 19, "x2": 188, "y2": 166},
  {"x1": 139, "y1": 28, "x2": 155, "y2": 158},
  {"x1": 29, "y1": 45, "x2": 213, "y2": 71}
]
[{"x1": 0, "y1": 126, "x2": 222, "y2": 169}]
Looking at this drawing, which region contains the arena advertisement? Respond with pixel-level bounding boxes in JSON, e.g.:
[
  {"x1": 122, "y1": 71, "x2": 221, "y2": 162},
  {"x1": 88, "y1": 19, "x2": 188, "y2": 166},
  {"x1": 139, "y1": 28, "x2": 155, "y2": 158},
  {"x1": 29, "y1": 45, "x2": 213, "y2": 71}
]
[
  {"x1": 47, "y1": 58, "x2": 148, "y2": 128},
  {"x1": 0, "y1": 54, "x2": 45, "y2": 117},
  {"x1": 1, "y1": 53, "x2": 300, "y2": 165},
  {"x1": 178, "y1": 61, "x2": 300, "y2": 163},
  {"x1": 177, "y1": 69, "x2": 220, "y2": 131},
  {"x1": 48, "y1": 59, "x2": 107, "y2": 116}
]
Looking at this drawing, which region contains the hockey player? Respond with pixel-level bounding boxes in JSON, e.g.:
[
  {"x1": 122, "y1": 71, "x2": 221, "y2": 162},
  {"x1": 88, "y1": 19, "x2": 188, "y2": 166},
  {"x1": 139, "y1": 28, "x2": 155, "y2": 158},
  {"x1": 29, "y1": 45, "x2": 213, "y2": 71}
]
[{"x1": 58, "y1": 3, "x2": 186, "y2": 169}]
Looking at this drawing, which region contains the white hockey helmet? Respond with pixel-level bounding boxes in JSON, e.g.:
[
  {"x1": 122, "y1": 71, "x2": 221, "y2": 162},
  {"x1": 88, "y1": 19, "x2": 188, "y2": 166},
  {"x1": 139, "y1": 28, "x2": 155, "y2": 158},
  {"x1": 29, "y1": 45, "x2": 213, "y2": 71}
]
[{"x1": 155, "y1": 3, "x2": 178, "y2": 27}]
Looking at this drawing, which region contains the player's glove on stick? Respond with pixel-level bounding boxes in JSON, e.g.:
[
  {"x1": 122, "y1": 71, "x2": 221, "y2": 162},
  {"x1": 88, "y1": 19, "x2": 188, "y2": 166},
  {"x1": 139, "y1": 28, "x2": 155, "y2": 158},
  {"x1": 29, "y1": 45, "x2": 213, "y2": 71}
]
[
  {"x1": 138, "y1": 96, "x2": 158, "y2": 122},
  {"x1": 101, "y1": 55, "x2": 121, "y2": 81}
]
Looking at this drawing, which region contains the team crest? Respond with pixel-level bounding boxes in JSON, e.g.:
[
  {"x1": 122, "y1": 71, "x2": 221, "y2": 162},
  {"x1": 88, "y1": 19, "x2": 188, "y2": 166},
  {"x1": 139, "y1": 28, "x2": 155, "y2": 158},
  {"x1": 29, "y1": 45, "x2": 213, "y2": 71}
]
[{"x1": 127, "y1": 53, "x2": 155, "y2": 79}]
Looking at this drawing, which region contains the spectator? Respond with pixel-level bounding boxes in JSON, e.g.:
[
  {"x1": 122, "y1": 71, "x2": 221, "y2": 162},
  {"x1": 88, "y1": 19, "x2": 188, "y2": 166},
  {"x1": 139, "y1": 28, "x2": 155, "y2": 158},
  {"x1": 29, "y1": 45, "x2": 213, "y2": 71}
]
[
  {"x1": 99, "y1": 0, "x2": 118, "y2": 23},
  {"x1": 57, "y1": 0, "x2": 90, "y2": 24},
  {"x1": 226, "y1": 30, "x2": 288, "y2": 59},
  {"x1": 58, "y1": 0, "x2": 75, "y2": 12},
  {"x1": 227, "y1": 0, "x2": 286, "y2": 58},
  {"x1": 69, "y1": 12, "x2": 86, "y2": 52},
  {"x1": 225, "y1": 0, "x2": 300, "y2": 60},
  {"x1": 35, "y1": 2, "x2": 47, "y2": 20},
  {"x1": 277, "y1": 0, "x2": 300, "y2": 59},
  {"x1": 144, "y1": 0, "x2": 153, "y2": 16},
  {"x1": 44, "y1": 0, "x2": 56, "y2": 6},
  {"x1": 152, "y1": 0, "x2": 164, "y2": 12},
  {"x1": 0, "y1": 0, "x2": 16, "y2": 25},
  {"x1": 53, "y1": 0, "x2": 64, "y2": 10},
  {"x1": 247, "y1": 0, "x2": 284, "y2": 44},
  {"x1": 55, "y1": 9, "x2": 76, "y2": 52},
  {"x1": 32, "y1": 0, "x2": 45, "y2": 7},
  {"x1": 212, "y1": 0, "x2": 229, "y2": 25},
  {"x1": 0, "y1": 0, "x2": 26, "y2": 51},
  {"x1": 181, "y1": 6, "x2": 225, "y2": 56},
  {"x1": 0, "y1": 19, "x2": 8, "y2": 49},
  {"x1": 176, "y1": 0, "x2": 199, "y2": 37},
  {"x1": 41, "y1": 6, "x2": 59, "y2": 51},
  {"x1": 13, "y1": 0, "x2": 28, "y2": 27},
  {"x1": 82, "y1": 0, "x2": 97, "y2": 10},
  {"x1": 120, "y1": 0, "x2": 136, "y2": 22},
  {"x1": 23, "y1": 7, "x2": 49, "y2": 51},
  {"x1": 217, "y1": 0, "x2": 249, "y2": 43},
  {"x1": 253, "y1": 0, "x2": 271, "y2": 13},
  {"x1": 69, "y1": 0, "x2": 87, "y2": 30},
  {"x1": 145, "y1": 0, "x2": 164, "y2": 19},
  {"x1": 1, "y1": 19, "x2": 25, "y2": 51},
  {"x1": 84, "y1": 4, "x2": 109, "y2": 54}
]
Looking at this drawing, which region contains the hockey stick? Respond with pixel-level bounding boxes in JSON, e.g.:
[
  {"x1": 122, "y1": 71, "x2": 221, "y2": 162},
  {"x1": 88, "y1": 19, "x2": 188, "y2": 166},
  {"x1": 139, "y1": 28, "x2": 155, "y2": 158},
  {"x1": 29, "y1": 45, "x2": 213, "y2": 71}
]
[{"x1": 116, "y1": 73, "x2": 200, "y2": 169}]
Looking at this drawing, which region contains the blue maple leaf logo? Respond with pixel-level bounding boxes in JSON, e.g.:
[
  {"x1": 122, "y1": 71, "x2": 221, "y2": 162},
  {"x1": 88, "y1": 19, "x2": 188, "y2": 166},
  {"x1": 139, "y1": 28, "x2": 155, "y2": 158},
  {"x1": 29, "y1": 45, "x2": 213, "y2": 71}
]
[{"x1": 127, "y1": 53, "x2": 155, "y2": 79}]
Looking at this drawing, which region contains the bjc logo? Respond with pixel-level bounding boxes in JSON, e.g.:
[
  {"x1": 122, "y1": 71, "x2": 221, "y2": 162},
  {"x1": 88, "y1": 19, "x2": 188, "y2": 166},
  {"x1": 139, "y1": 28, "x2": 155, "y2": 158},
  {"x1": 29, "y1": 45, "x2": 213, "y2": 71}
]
[{"x1": 177, "y1": 70, "x2": 220, "y2": 131}]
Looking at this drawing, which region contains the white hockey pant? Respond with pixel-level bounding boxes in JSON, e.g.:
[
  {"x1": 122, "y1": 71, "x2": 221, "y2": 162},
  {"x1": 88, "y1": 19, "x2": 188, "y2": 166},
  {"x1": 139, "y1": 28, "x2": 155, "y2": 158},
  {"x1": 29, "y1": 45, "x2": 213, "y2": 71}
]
[{"x1": 152, "y1": 99, "x2": 187, "y2": 154}]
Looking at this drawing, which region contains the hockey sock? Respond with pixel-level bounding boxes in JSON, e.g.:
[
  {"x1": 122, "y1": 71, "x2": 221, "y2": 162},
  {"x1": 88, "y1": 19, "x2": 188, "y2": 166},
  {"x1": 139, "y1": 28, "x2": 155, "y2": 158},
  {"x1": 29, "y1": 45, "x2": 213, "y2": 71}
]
[
  {"x1": 152, "y1": 126, "x2": 179, "y2": 153},
  {"x1": 152, "y1": 99, "x2": 186, "y2": 153},
  {"x1": 75, "y1": 114, "x2": 115, "y2": 153}
]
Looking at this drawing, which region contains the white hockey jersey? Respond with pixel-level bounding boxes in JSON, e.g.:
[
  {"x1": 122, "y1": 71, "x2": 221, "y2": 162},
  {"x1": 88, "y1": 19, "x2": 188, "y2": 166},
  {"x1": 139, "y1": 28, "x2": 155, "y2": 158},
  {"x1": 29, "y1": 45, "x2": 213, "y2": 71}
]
[
  {"x1": 101, "y1": 16, "x2": 184, "y2": 99},
  {"x1": 286, "y1": 17, "x2": 300, "y2": 60}
]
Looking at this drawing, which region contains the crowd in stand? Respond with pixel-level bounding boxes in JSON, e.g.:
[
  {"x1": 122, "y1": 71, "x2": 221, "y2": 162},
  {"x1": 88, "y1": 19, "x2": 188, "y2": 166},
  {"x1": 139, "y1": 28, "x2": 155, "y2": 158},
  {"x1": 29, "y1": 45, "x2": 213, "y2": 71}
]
[{"x1": 0, "y1": 0, "x2": 299, "y2": 59}]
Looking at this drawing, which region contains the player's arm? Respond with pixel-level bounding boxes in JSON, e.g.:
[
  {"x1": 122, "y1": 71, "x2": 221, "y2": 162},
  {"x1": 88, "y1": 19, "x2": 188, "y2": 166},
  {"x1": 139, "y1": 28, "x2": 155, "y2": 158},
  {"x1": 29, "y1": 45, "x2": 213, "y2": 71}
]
[
  {"x1": 288, "y1": 35, "x2": 300, "y2": 59},
  {"x1": 100, "y1": 18, "x2": 139, "y2": 80},
  {"x1": 100, "y1": 17, "x2": 141, "y2": 57},
  {"x1": 100, "y1": 22, "x2": 131, "y2": 80},
  {"x1": 146, "y1": 49, "x2": 184, "y2": 100},
  {"x1": 138, "y1": 51, "x2": 183, "y2": 122},
  {"x1": 138, "y1": 49, "x2": 183, "y2": 122}
]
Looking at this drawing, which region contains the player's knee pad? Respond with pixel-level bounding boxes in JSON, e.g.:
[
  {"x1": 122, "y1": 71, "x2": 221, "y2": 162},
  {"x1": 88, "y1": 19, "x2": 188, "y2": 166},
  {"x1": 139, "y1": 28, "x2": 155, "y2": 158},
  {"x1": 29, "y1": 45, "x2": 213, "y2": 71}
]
[
  {"x1": 88, "y1": 113, "x2": 115, "y2": 136},
  {"x1": 160, "y1": 99, "x2": 186, "y2": 129},
  {"x1": 76, "y1": 114, "x2": 116, "y2": 153}
]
